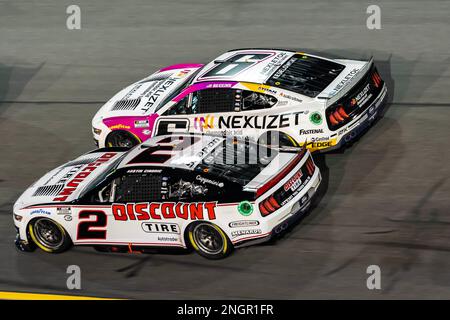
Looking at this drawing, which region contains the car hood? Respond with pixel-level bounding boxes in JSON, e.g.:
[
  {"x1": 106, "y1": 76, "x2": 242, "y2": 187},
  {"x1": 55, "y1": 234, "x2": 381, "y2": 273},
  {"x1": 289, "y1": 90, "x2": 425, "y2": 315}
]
[
  {"x1": 93, "y1": 67, "x2": 200, "y2": 120},
  {"x1": 14, "y1": 150, "x2": 125, "y2": 209}
]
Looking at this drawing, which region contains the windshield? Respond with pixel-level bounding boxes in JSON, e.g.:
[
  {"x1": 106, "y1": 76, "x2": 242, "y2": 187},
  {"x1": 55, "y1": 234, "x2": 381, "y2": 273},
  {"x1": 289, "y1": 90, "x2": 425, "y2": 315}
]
[
  {"x1": 78, "y1": 152, "x2": 128, "y2": 199},
  {"x1": 155, "y1": 68, "x2": 202, "y2": 112}
]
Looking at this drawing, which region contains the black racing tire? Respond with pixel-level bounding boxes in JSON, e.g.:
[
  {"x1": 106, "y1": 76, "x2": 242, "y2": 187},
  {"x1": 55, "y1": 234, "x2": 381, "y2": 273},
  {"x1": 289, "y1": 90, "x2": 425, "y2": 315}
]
[
  {"x1": 258, "y1": 131, "x2": 299, "y2": 147},
  {"x1": 187, "y1": 222, "x2": 233, "y2": 260},
  {"x1": 28, "y1": 218, "x2": 72, "y2": 253},
  {"x1": 105, "y1": 130, "x2": 140, "y2": 148}
]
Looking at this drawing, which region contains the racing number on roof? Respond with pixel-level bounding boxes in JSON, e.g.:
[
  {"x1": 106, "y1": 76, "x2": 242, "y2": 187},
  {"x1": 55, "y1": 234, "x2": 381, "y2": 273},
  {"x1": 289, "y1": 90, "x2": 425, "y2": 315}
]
[
  {"x1": 127, "y1": 136, "x2": 201, "y2": 165},
  {"x1": 202, "y1": 53, "x2": 271, "y2": 78}
]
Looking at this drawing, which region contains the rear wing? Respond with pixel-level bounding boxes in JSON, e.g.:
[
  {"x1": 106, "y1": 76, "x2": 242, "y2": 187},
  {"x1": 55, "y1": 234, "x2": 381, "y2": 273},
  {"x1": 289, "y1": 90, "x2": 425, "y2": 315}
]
[{"x1": 319, "y1": 57, "x2": 374, "y2": 107}]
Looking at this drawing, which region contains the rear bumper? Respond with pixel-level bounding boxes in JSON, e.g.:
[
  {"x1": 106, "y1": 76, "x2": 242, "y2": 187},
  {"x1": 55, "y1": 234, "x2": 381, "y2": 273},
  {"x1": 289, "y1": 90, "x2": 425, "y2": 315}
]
[
  {"x1": 328, "y1": 83, "x2": 388, "y2": 151},
  {"x1": 234, "y1": 170, "x2": 322, "y2": 248}
]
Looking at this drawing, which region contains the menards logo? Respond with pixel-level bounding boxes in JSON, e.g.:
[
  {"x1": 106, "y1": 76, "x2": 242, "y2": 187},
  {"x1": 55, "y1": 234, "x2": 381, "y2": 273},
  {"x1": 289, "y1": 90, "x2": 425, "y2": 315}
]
[{"x1": 112, "y1": 202, "x2": 217, "y2": 221}]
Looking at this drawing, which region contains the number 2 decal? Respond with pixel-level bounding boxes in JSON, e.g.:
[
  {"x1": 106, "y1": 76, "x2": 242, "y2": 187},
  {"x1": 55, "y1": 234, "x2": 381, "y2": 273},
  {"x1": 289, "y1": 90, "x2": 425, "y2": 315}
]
[{"x1": 77, "y1": 210, "x2": 107, "y2": 240}]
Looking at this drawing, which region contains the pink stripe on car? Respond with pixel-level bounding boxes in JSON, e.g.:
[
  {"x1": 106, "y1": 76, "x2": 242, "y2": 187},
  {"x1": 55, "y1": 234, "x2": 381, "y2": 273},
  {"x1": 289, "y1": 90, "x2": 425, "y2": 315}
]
[
  {"x1": 103, "y1": 114, "x2": 159, "y2": 144},
  {"x1": 159, "y1": 63, "x2": 204, "y2": 72}
]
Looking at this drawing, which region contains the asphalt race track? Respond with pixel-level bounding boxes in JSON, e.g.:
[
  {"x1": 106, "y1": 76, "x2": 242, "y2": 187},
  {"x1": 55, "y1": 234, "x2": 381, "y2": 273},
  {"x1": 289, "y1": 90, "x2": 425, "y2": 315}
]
[{"x1": 1, "y1": 0, "x2": 450, "y2": 299}]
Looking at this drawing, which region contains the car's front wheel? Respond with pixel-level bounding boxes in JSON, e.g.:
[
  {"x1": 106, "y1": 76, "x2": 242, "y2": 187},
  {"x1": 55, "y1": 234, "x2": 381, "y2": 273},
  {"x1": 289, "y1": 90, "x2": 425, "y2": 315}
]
[
  {"x1": 105, "y1": 130, "x2": 140, "y2": 148},
  {"x1": 187, "y1": 222, "x2": 232, "y2": 260},
  {"x1": 28, "y1": 218, "x2": 72, "y2": 253}
]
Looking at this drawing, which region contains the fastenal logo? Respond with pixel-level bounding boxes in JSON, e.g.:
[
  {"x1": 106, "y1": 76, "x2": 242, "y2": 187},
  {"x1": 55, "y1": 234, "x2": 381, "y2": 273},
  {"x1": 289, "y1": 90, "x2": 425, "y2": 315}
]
[{"x1": 194, "y1": 115, "x2": 214, "y2": 132}]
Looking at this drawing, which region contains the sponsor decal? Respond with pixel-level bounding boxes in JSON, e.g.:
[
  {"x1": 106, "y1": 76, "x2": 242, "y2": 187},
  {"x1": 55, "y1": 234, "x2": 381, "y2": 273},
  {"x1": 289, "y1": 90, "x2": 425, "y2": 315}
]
[
  {"x1": 56, "y1": 206, "x2": 71, "y2": 215},
  {"x1": 141, "y1": 77, "x2": 178, "y2": 113},
  {"x1": 304, "y1": 140, "x2": 334, "y2": 149},
  {"x1": 351, "y1": 83, "x2": 371, "y2": 107},
  {"x1": 126, "y1": 169, "x2": 162, "y2": 174},
  {"x1": 157, "y1": 236, "x2": 178, "y2": 242},
  {"x1": 216, "y1": 113, "x2": 303, "y2": 130},
  {"x1": 284, "y1": 171, "x2": 303, "y2": 192},
  {"x1": 279, "y1": 92, "x2": 303, "y2": 103},
  {"x1": 142, "y1": 129, "x2": 152, "y2": 135},
  {"x1": 175, "y1": 69, "x2": 190, "y2": 78},
  {"x1": 229, "y1": 220, "x2": 260, "y2": 228},
  {"x1": 196, "y1": 175, "x2": 224, "y2": 188},
  {"x1": 194, "y1": 115, "x2": 214, "y2": 132},
  {"x1": 299, "y1": 128, "x2": 324, "y2": 135},
  {"x1": 53, "y1": 153, "x2": 117, "y2": 201},
  {"x1": 30, "y1": 208, "x2": 51, "y2": 215},
  {"x1": 54, "y1": 165, "x2": 83, "y2": 186},
  {"x1": 257, "y1": 86, "x2": 277, "y2": 95},
  {"x1": 109, "y1": 124, "x2": 131, "y2": 130},
  {"x1": 280, "y1": 175, "x2": 312, "y2": 206},
  {"x1": 134, "y1": 120, "x2": 150, "y2": 128},
  {"x1": 272, "y1": 57, "x2": 297, "y2": 79},
  {"x1": 231, "y1": 229, "x2": 262, "y2": 238},
  {"x1": 261, "y1": 52, "x2": 289, "y2": 75},
  {"x1": 237, "y1": 201, "x2": 254, "y2": 216},
  {"x1": 112, "y1": 202, "x2": 217, "y2": 221},
  {"x1": 141, "y1": 222, "x2": 180, "y2": 234},
  {"x1": 309, "y1": 112, "x2": 322, "y2": 125},
  {"x1": 64, "y1": 215, "x2": 72, "y2": 221},
  {"x1": 329, "y1": 68, "x2": 360, "y2": 96}
]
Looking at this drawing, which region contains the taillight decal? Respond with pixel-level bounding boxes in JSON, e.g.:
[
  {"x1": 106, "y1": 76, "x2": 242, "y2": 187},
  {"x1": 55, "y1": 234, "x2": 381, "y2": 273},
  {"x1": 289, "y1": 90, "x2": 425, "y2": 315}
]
[
  {"x1": 329, "y1": 113, "x2": 339, "y2": 126},
  {"x1": 256, "y1": 150, "x2": 306, "y2": 198},
  {"x1": 337, "y1": 106, "x2": 349, "y2": 119},
  {"x1": 259, "y1": 202, "x2": 270, "y2": 216},
  {"x1": 306, "y1": 157, "x2": 315, "y2": 176},
  {"x1": 268, "y1": 196, "x2": 281, "y2": 209},
  {"x1": 372, "y1": 71, "x2": 382, "y2": 88}
]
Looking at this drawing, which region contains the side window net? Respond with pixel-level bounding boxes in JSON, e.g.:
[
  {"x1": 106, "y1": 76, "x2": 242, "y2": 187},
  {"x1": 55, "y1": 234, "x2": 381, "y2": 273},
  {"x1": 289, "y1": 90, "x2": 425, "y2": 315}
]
[
  {"x1": 165, "y1": 88, "x2": 278, "y2": 115},
  {"x1": 114, "y1": 173, "x2": 162, "y2": 202},
  {"x1": 193, "y1": 89, "x2": 238, "y2": 113}
]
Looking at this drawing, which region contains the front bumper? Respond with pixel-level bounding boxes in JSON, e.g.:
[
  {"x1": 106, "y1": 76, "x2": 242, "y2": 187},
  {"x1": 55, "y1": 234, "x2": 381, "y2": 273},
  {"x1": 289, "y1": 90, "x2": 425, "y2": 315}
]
[{"x1": 14, "y1": 227, "x2": 35, "y2": 252}]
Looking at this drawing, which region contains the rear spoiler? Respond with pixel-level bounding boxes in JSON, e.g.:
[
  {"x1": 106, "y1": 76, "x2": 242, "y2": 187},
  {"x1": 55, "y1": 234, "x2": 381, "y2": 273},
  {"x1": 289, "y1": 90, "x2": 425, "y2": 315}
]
[{"x1": 318, "y1": 57, "x2": 374, "y2": 107}]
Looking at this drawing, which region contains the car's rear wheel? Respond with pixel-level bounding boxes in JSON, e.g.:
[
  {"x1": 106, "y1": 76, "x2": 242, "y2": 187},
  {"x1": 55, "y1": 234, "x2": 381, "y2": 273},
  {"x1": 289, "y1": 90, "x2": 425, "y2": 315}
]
[
  {"x1": 105, "y1": 130, "x2": 140, "y2": 148},
  {"x1": 28, "y1": 218, "x2": 72, "y2": 253},
  {"x1": 258, "y1": 131, "x2": 299, "y2": 147},
  {"x1": 187, "y1": 222, "x2": 232, "y2": 260}
]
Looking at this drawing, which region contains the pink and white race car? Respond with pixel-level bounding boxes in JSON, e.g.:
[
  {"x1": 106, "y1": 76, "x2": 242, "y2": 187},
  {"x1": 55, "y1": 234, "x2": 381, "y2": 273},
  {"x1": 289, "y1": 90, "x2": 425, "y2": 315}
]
[{"x1": 92, "y1": 48, "x2": 387, "y2": 152}]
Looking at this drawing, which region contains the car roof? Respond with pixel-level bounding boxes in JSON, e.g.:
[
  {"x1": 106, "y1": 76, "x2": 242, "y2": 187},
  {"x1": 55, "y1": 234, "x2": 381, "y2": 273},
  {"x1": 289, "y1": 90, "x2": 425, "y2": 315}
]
[
  {"x1": 191, "y1": 48, "x2": 298, "y2": 85},
  {"x1": 117, "y1": 134, "x2": 225, "y2": 171}
]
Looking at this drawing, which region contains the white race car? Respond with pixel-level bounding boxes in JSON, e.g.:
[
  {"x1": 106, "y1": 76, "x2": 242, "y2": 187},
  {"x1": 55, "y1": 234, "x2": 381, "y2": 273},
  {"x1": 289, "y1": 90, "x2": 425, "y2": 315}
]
[
  {"x1": 13, "y1": 134, "x2": 321, "y2": 259},
  {"x1": 92, "y1": 48, "x2": 387, "y2": 152}
]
